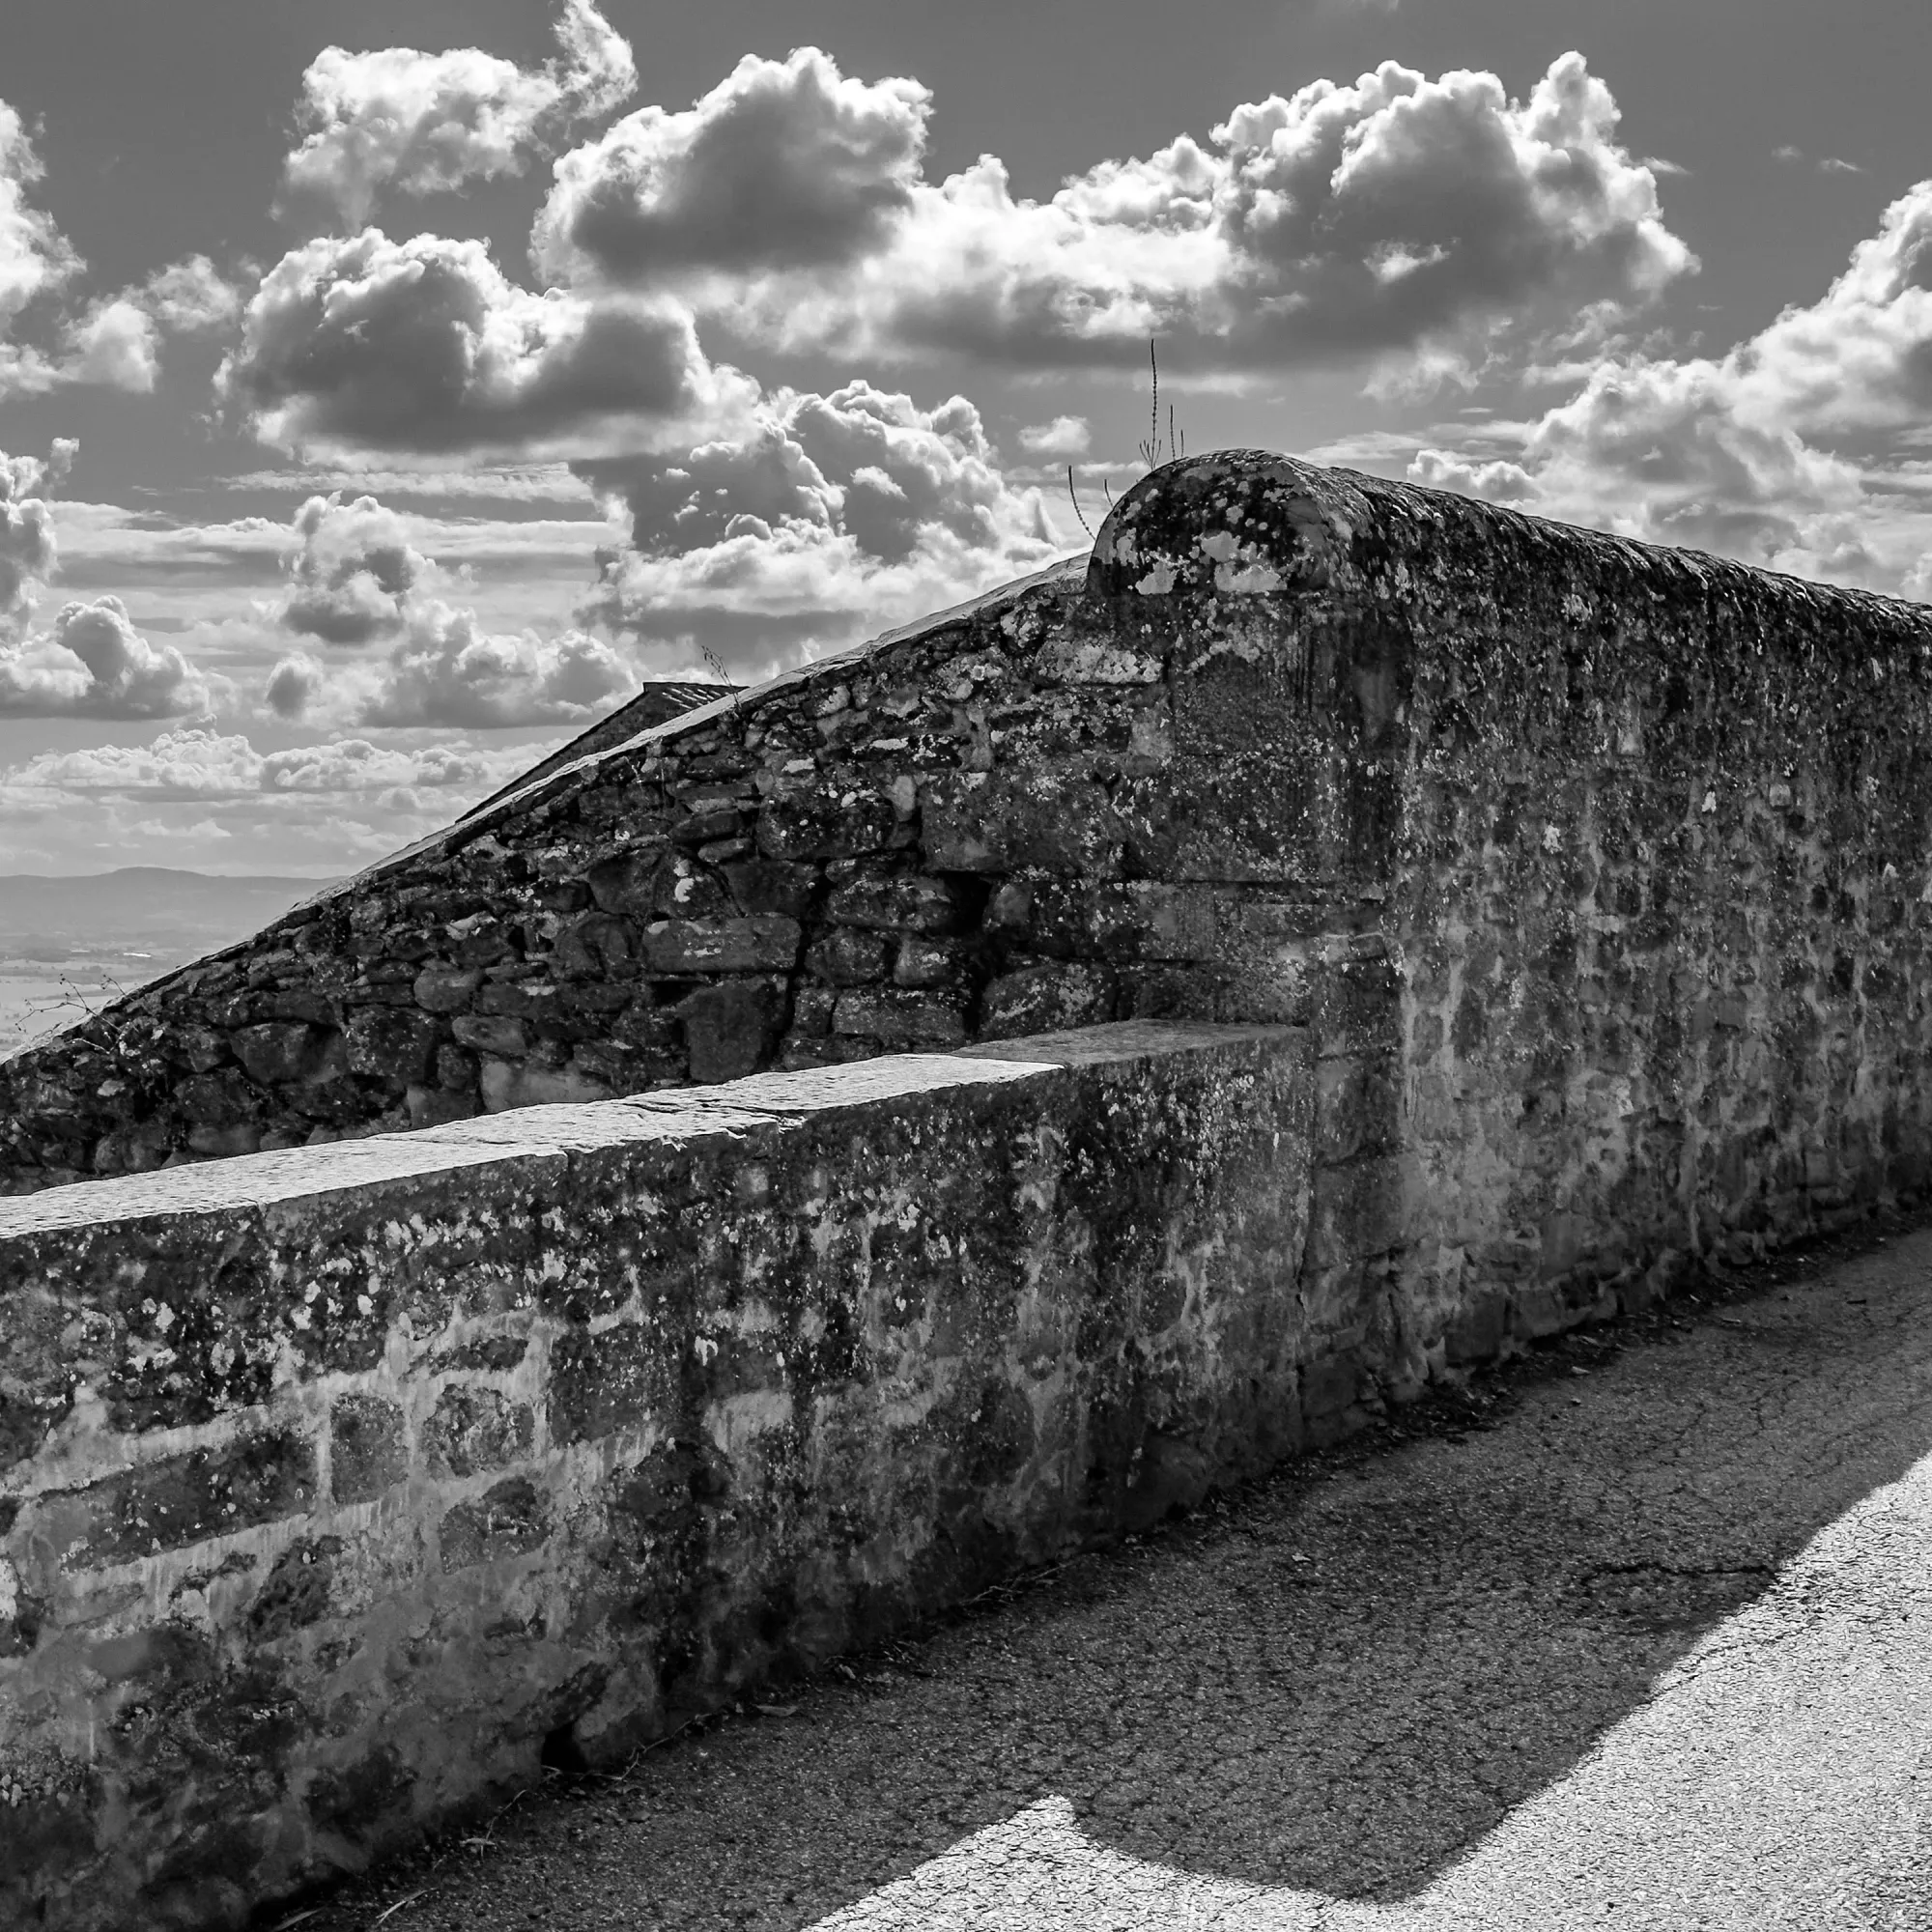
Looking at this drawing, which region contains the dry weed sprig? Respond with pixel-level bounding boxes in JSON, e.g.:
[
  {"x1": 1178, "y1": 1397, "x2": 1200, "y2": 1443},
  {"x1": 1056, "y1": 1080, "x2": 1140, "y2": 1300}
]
[{"x1": 1065, "y1": 334, "x2": 1189, "y2": 546}]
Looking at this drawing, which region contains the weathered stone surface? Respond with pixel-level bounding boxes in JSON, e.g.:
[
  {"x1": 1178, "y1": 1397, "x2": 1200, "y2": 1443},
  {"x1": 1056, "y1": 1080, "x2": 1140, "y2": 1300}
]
[
  {"x1": 639, "y1": 915, "x2": 802, "y2": 974},
  {"x1": 232, "y1": 1022, "x2": 334, "y2": 1087},
  {"x1": 408, "y1": 962, "x2": 479, "y2": 1012},
  {"x1": 53, "y1": 1427, "x2": 317, "y2": 1565},
  {"x1": 677, "y1": 979, "x2": 787, "y2": 1083},
  {"x1": 422, "y1": 1386, "x2": 533, "y2": 1478},
  {"x1": 549, "y1": 1321, "x2": 677, "y2": 1446},
  {"x1": 825, "y1": 873, "x2": 963, "y2": 935},
  {"x1": 981, "y1": 962, "x2": 1120, "y2": 1038},
  {"x1": 439, "y1": 1475, "x2": 551, "y2": 1572},
  {"x1": 807, "y1": 928, "x2": 892, "y2": 986},
  {"x1": 757, "y1": 781, "x2": 899, "y2": 861},
  {"x1": 722, "y1": 857, "x2": 817, "y2": 919},
  {"x1": 450, "y1": 1014, "x2": 527, "y2": 1059},
  {"x1": 0, "y1": 1025, "x2": 1311, "y2": 1932},
  {"x1": 2, "y1": 450, "x2": 1931, "y2": 1926},
  {"x1": 833, "y1": 987, "x2": 968, "y2": 1048},
  {"x1": 330, "y1": 1395, "x2": 406, "y2": 1503},
  {"x1": 344, "y1": 1007, "x2": 441, "y2": 1084}
]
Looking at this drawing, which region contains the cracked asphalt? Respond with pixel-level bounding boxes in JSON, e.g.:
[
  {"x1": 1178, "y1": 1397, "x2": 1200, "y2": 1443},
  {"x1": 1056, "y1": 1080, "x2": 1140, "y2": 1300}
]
[{"x1": 270, "y1": 1214, "x2": 1932, "y2": 1932}]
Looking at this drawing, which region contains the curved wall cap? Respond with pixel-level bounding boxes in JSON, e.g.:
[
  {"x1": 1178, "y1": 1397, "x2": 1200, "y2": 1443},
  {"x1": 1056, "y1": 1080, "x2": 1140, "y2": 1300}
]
[{"x1": 1087, "y1": 448, "x2": 1379, "y2": 603}]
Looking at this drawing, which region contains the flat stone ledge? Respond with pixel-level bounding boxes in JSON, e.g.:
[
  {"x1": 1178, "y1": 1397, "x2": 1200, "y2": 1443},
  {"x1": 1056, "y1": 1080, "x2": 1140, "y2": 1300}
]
[{"x1": 0, "y1": 1021, "x2": 1301, "y2": 1238}]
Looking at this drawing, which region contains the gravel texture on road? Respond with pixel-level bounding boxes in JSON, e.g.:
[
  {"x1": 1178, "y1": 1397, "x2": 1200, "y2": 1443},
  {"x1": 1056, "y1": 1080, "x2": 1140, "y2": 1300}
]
[{"x1": 264, "y1": 1214, "x2": 1932, "y2": 1932}]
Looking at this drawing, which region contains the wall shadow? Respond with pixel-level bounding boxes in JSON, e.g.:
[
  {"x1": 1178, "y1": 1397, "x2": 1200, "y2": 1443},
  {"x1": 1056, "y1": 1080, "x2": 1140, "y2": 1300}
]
[{"x1": 284, "y1": 1220, "x2": 1932, "y2": 1930}]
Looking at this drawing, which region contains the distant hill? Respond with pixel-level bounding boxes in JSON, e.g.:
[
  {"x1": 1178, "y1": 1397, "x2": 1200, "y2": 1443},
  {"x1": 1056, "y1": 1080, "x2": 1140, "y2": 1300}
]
[
  {"x1": 0, "y1": 868, "x2": 347, "y2": 1057},
  {"x1": 0, "y1": 868, "x2": 339, "y2": 947}
]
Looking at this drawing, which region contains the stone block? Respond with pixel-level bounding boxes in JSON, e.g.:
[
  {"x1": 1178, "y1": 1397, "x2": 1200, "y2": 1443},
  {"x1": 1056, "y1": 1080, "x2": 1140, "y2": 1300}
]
[
  {"x1": 1031, "y1": 639, "x2": 1163, "y2": 685},
  {"x1": 438, "y1": 1476, "x2": 551, "y2": 1572},
  {"x1": 63, "y1": 1426, "x2": 318, "y2": 1565},
  {"x1": 1306, "y1": 1155, "x2": 1406, "y2": 1269},
  {"x1": 553, "y1": 912, "x2": 636, "y2": 979},
  {"x1": 585, "y1": 846, "x2": 667, "y2": 915},
  {"x1": 550, "y1": 1322, "x2": 677, "y2": 1445},
  {"x1": 894, "y1": 938, "x2": 970, "y2": 989},
  {"x1": 678, "y1": 978, "x2": 787, "y2": 1083},
  {"x1": 825, "y1": 873, "x2": 964, "y2": 935},
  {"x1": 722, "y1": 857, "x2": 819, "y2": 919},
  {"x1": 1314, "y1": 1053, "x2": 1400, "y2": 1163},
  {"x1": 179, "y1": 1025, "x2": 231, "y2": 1073},
  {"x1": 479, "y1": 1058, "x2": 610, "y2": 1113},
  {"x1": 232, "y1": 1022, "x2": 335, "y2": 1087},
  {"x1": 344, "y1": 1007, "x2": 441, "y2": 1084},
  {"x1": 1300, "y1": 1352, "x2": 1360, "y2": 1422},
  {"x1": 423, "y1": 1386, "x2": 533, "y2": 1479},
  {"x1": 474, "y1": 980, "x2": 561, "y2": 1020},
  {"x1": 247, "y1": 1536, "x2": 343, "y2": 1639},
  {"x1": 758, "y1": 781, "x2": 899, "y2": 861},
  {"x1": 806, "y1": 929, "x2": 892, "y2": 985},
  {"x1": 921, "y1": 771, "x2": 1123, "y2": 874},
  {"x1": 640, "y1": 916, "x2": 802, "y2": 974},
  {"x1": 980, "y1": 962, "x2": 1118, "y2": 1039},
  {"x1": 330, "y1": 1395, "x2": 407, "y2": 1503},
  {"x1": 451, "y1": 1014, "x2": 528, "y2": 1059},
  {"x1": 177, "y1": 1067, "x2": 259, "y2": 1125},
  {"x1": 832, "y1": 987, "x2": 968, "y2": 1047},
  {"x1": 404, "y1": 1085, "x2": 477, "y2": 1128},
  {"x1": 1442, "y1": 1293, "x2": 1508, "y2": 1365}
]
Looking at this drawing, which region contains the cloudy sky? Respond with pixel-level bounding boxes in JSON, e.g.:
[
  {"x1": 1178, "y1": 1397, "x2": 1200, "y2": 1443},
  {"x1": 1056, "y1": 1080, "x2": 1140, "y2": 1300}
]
[{"x1": 1, "y1": 0, "x2": 1927, "y2": 877}]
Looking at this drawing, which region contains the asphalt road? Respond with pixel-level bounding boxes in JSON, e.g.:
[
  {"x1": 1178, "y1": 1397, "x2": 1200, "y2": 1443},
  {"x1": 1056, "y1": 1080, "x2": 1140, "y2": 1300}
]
[{"x1": 277, "y1": 1213, "x2": 1932, "y2": 1932}]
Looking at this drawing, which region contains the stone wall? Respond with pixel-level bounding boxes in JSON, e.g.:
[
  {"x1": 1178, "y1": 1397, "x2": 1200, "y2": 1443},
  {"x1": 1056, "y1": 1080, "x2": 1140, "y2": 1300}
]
[
  {"x1": 0, "y1": 1022, "x2": 1314, "y2": 1931},
  {"x1": 11, "y1": 443, "x2": 1932, "y2": 1382},
  {"x1": 0, "y1": 532, "x2": 1390, "y2": 1201},
  {"x1": 8, "y1": 443, "x2": 1932, "y2": 1922}
]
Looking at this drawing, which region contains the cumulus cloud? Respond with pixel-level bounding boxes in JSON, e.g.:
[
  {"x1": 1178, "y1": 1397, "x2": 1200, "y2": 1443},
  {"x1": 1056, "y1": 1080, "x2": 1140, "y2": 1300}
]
[
  {"x1": 0, "y1": 104, "x2": 76, "y2": 325},
  {"x1": 0, "y1": 724, "x2": 549, "y2": 871},
  {"x1": 58, "y1": 255, "x2": 243, "y2": 393},
  {"x1": 270, "y1": 605, "x2": 638, "y2": 728},
  {"x1": 219, "y1": 228, "x2": 759, "y2": 457},
  {"x1": 0, "y1": 439, "x2": 73, "y2": 629},
  {"x1": 1728, "y1": 185, "x2": 1932, "y2": 436},
  {"x1": 571, "y1": 379, "x2": 1065, "y2": 677},
  {"x1": 533, "y1": 47, "x2": 1692, "y2": 381},
  {"x1": 4, "y1": 725, "x2": 522, "y2": 800},
  {"x1": 533, "y1": 46, "x2": 929, "y2": 285},
  {"x1": 0, "y1": 100, "x2": 81, "y2": 394},
  {"x1": 0, "y1": 99, "x2": 239, "y2": 399},
  {"x1": 259, "y1": 486, "x2": 639, "y2": 726},
  {"x1": 0, "y1": 725, "x2": 548, "y2": 874},
  {"x1": 1406, "y1": 181, "x2": 1932, "y2": 589},
  {"x1": 277, "y1": 492, "x2": 433, "y2": 642},
  {"x1": 0, "y1": 594, "x2": 215, "y2": 718},
  {"x1": 281, "y1": 0, "x2": 637, "y2": 229},
  {"x1": 1016, "y1": 415, "x2": 1092, "y2": 459}
]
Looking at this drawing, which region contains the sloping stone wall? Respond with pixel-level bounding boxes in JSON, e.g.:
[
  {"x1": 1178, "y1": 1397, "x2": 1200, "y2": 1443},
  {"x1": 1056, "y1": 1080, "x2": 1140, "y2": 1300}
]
[
  {"x1": 0, "y1": 538, "x2": 1386, "y2": 1197},
  {"x1": 0, "y1": 1022, "x2": 1312, "y2": 1931}
]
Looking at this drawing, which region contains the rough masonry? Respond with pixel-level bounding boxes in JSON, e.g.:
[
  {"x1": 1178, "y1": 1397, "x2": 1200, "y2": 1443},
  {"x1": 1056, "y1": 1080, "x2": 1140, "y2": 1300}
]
[
  {"x1": 0, "y1": 1023, "x2": 1313, "y2": 1930},
  {"x1": 7, "y1": 445, "x2": 1932, "y2": 1921},
  {"x1": 10, "y1": 450, "x2": 1931, "y2": 1344}
]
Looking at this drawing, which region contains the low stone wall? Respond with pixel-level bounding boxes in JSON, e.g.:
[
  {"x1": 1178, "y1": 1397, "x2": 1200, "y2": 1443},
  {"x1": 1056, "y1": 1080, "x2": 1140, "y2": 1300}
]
[{"x1": 0, "y1": 1021, "x2": 1326, "y2": 1932}]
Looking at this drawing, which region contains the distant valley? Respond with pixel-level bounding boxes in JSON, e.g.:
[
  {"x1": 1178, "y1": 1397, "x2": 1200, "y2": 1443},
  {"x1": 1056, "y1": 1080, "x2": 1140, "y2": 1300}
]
[{"x1": 0, "y1": 868, "x2": 340, "y2": 1058}]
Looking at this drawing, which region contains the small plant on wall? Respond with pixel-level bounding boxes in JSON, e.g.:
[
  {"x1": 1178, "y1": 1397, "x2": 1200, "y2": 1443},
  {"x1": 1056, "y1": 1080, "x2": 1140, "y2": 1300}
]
[{"x1": 1065, "y1": 335, "x2": 1188, "y2": 540}]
